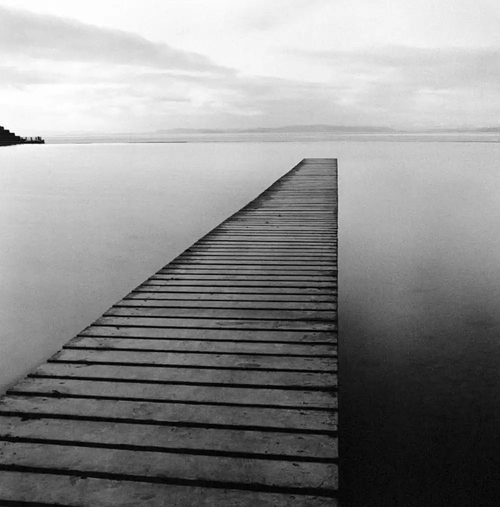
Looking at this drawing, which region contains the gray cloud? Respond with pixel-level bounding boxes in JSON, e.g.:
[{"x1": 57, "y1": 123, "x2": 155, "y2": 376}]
[
  {"x1": 0, "y1": 65, "x2": 60, "y2": 86},
  {"x1": 222, "y1": 77, "x2": 360, "y2": 125},
  {"x1": 0, "y1": 5, "x2": 230, "y2": 74},
  {"x1": 282, "y1": 45, "x2": 500, "y2": 126},
  {"x1": 2, "y1": 6, "x2": 498, "y2": 132},
  {"x1": 238, "y1": 0, "x2": 327, "y2": 32},
  {"x1": 296, "y1": 46, "x2": 500, "y2": 90}
]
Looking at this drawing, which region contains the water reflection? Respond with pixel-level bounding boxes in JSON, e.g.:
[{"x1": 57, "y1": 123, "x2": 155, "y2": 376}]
[{"x1": 339, "y1": 144, "x2": 500, "y2": 505}]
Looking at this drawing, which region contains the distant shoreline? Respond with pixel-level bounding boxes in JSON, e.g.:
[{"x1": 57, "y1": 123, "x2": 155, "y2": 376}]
[{"x1": 44, "y1": 132, "x2": 500, "y2": 145}]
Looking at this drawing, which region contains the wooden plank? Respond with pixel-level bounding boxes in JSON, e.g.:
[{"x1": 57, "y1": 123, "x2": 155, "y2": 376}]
[
  {"x1": 0, "y1": 396, "x2": 337, "y2": 432},
  {"x1": 150, "y1": 273, "x2": 336, "y2": 281},
  {"x1": 206, "y1": 237, "x2": 335, "y2": 242},
  {"x1": 33, "y1": 363, "x2": 338, "y2": 388},
  {"x1": 79, "y1": 326, "x2": 335, "y2": 343},
  {"x1": 142, "y1": 279, "x2": 336, "y2": 287},
  {"x1": 106, "y1": 306, "x2": 336, "y2": 321},
  {"x1": 227, "y1": 216, "x2": 334, "y2": 219},
  {"x1": 232, "y1": 211, "x2": 334, "y2": 214},
  {"x1": 217, "y1": 227, "x2": 334, "y2": 231},
  {"x1": 161, "y1": 267, "x2": 336, "y2": 274},
  {"x1": 221, "y1": 227, "x2": 333, "y2": 230},
  {"x1": 186, "y1": 247, "x2": 336, "y2": 252},
  {"x1": 221, "y1": 217, "x2": 334, "y2": 220},
  {"x1": 120, "y1": 298, "x2": 337, "y2": 310},
  {"x1": 95, "y1": 316, "x2": 337, "y2": 332},
  {"x1": 10, "y1": 377, "x2": 337, "y2": 408},
  {"x1": 135, "y1": 285, "x2": 335, "y2": 294},
  {"x1": 51, "y1": 349, "x2": 336, "y2": 372},
  {"x1": 189, "y1": 242, "x2": 336, "y2": 247},
  {"x1": 0, "y1": 416, "x2": 337, "y2": 459},
  {"x1": 193, "y1": 236, "x2": 337, "y2": 240},
  {"x1": 171, "y1": 259, "x2": 336, "y2": 265},
  {"x1": 0, "y1": 472, "x2": 337, "y2": 506},
  {"x1": 148, "y1": 277, "x2": 336, "y2": 286},
  {"x1": 177, "y1": 251, "x2": 336, "y2": 256},
  {"x1": 126, "y1": 292, "x2": 335, "y2": 302},
  {"x1": 67, "y1": 336, "x2": 337, "y2": 354},
  {"x1": 169, "y1": 264, "x2": 337, "y2": 270},
  {"x1": 215, "y1": 231, "x2": 334, "y2": 234},
  {"x1": 166, "y1": 265, "x2": 336, "y2": 271},
  {"x1": 187, "y1": 250, "x2": 336, "y2": 256},
  {"x1": 199, "y1": 243, "x2": 337, "y2": 247},
  {"x1": 0, "y1": 442, "x2": 338, "y2": 492},
  {"x1": 207, "y1": 234, "x2": 336, "y2": 240}
]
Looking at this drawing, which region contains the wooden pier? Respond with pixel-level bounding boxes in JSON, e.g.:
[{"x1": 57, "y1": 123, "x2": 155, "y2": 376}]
[{"x1": 0, "y1": 158, "x2": 338, "y2": 505}]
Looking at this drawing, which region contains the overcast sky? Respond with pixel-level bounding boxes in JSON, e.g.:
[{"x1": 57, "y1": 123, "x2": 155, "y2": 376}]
[{"x1": 1, "y1": 0, "x2": 499, "y2": 133}]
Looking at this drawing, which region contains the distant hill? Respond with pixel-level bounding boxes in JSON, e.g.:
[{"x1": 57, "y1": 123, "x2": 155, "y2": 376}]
[
  {"x1": 156, "y1": 124, "x2": 397, "y2": 134},
  {"x1": 47, "y1": 125, "x2": 500, "y2": 142},
  {"x1": 474, "y1": 127, "x2": 500, "y2": 133},
  {"x1": 416, "y1": 127, "x2": 500, "y2": 133}
]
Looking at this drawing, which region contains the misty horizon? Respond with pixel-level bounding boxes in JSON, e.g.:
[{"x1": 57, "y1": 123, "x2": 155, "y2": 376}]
[{"x1": 25, "y1": 124, "x2": 500, "y2": 138}]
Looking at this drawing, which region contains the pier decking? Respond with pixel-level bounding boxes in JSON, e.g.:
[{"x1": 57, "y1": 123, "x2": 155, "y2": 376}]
[{"x1": 0, "y1": 158, "x2": 338, "y2": 505}]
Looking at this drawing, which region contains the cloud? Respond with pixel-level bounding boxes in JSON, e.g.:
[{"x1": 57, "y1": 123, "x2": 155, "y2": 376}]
[
  {"x1": 0, "y1": 65, "x2": 60, "y2": 87},
  {"x1": 0, "y1": 5, "x2": 230, "y2": 74},
  {"x1": 287, "y1": 45, "x2": 500, "y2": 126},
  {"x1": 1, "y1": 3, "x2": 499, "y2": 132},
  {"x1": 235, "y1": 0, "x2": 327, "y2": 31},
  {"x1": 299, "y1": 46, "x2": 500, "y2": 90}
]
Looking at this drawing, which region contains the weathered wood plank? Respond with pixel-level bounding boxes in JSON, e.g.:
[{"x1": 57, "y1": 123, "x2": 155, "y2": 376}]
[
  {"x1": 95, "y1": 316, "x2": 337, "y2": 331},
  {"x1": 126, "y1": 287, "x2": 334, "y2": 303},
  {"x1": 0, "y1": 442, "x2": 338, "y2": 491},
  {"x1": 0, "y1": 396, "x2": 338, "y2": 432},
  {"x1": 121, "y1": 298, "x2": 337, "y2": 310},
  {"x1": 176, "y1": 252, "x2": 336, "y2": 257},
  {"x1": 0, "y1": 472, "x2": 337, "y2": 506},
  {"x1": 67, "y1": 336, "x2": 337, "y2": 354},
  {"x1": 144, "y1": 279, "x2": 336, "y2": 287},
  {"x1": 150, "y1": 273, "x2": 336, "y2": 282},
  {"x1": 33, "y1": 363, "x2": 338, "y2": 388},
  {"x1": 135, "y1": 285, "x2": 335, "y2": 295},
  {"x1": 184, "y1": 252, "x2": 336, "y2": 258},
  {"x1": 206, "y1": 235, "x2": 336, "y2": 241},
  {"x1": 79, "y1": 326, "x2": 336, "y2": 343},
  {"x1": 125, "y1": 292, "x2": 335, "y2": 303},
  {"x1": 216, "y1": 231, "x2": 337, "y2": 235},
  {"x1": 0, "y1": 416, "x2": 337, "y2": 459},
  {"x1": 161, "y1": 267, "x2": 336, "y2": 274},
  {"x1": 106, "y1": 306, "x2": 336, "y2": 321},
  {"x1": 10, "y1": 378, "x2": 338, "y2": 408},
  {"x1": 181, "y1": 251, "x2": 337, "y2": 256},
  {"x1": 51, "y1": 349, "x2": 336, "y2": 372},
  {"x1": 196, "y1": 242, "x2": 335, "y2": 248},
  {"x1": 175, "y1": 261, "x2": 335, "y2": 268},
  {"x1": 187, "y1": 249, "x2": 336, "y2": 256}
]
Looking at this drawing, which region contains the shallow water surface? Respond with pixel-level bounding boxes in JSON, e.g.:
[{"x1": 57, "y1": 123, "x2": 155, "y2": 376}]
[{"x1": 1, "y1": 140, "x2": 499, "y2": 505}]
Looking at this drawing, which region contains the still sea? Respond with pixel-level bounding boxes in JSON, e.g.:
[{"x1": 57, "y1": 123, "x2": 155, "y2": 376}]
[{"x1": 1, "y1": 136, "x2": 499, "y2": 505}]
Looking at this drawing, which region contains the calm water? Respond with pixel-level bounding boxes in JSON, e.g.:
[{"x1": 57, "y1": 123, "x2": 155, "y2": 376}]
[{"x1": 1, "y1": 140, "x2": 499, "y2": 505}]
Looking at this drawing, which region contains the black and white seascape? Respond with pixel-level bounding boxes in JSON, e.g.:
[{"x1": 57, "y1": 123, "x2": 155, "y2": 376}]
[{"x1": 0, "y1": 2, "x2": 499, "y2": 506}]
